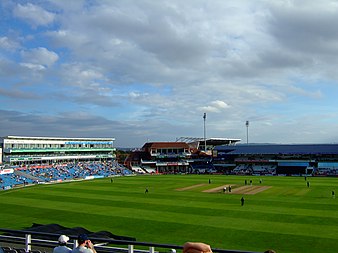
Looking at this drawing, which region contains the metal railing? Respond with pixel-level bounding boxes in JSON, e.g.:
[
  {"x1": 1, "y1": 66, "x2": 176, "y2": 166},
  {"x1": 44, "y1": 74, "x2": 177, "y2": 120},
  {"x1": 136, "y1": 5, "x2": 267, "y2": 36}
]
[{"x1": 0, "y1": 228, "x2": 260, "y2": 253}]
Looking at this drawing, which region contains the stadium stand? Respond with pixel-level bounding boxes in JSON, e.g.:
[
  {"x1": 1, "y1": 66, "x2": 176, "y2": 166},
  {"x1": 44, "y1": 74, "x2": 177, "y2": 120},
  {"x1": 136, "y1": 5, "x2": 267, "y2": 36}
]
[
  {"x1": 0, "y1": 136, "x2": 116, "y2": 167},
  {"x1": 189, "y1": 162, "x2": 216, "y2": 174},
  {"x1": 2, "y1": 140, "x2": 338, "y2": 191},
  {"x1": 0, "y1": 162, "x2": 133, "y2": 191},
  {"x1": 213, "y1": 144, "x2": 338, "y2": 176}
]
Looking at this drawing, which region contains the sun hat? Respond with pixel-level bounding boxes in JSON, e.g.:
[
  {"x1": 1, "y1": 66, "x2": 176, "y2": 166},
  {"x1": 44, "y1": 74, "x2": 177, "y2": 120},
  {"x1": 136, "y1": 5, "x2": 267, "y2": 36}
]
[{"x1": 58, "y1": 235, "x2": 70, "y2": 243}]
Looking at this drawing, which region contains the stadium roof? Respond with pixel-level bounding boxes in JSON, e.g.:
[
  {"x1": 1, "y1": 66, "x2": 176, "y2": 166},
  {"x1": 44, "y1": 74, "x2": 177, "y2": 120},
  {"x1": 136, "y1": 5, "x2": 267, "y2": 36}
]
[
  {"x1": 142, "y1": 142, "x2": 190, "y2": 149},
  {"x1": 2, "y1": 135, "x2": 115, "y2": 141},
  {"x1": 214, "y1": 143, "x2": 338, "y2": 155},
  {"x1": 176, "y1": 137, "x2": 241, "y2": 145}
]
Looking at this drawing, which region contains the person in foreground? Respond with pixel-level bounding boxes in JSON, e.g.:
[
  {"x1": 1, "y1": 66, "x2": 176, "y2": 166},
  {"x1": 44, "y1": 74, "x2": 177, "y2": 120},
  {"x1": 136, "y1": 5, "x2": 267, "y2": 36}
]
[
  {"x1": 72, "y1": 234, "x2": 97, "y2": 253},
  {"x1": 53, "y1": 235, "x2": 72, "y2": 253},
  {"x1": 183, "y1": 242, "x2": 276, "y2": 253}
]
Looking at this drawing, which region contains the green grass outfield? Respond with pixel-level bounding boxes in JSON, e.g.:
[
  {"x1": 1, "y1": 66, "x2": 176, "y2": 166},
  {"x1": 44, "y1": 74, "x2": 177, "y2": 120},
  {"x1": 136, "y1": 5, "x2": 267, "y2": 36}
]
[{"x1": 0, "y1": 175, "x2": 337, "y2": 253}]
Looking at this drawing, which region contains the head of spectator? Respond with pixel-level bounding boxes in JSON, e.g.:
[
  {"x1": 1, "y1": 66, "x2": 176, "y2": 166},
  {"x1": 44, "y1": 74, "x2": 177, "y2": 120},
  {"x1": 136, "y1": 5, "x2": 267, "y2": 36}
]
[
  {"x1": 76, "y1": 233, "x2": 96, "y2": 253},
  {"x1": 77, "y1": 234, "x2": 89, "y2": 246},
  {"x1": 58, "y1": 235, "x2": 69, "y2": 246},
  {"x1": 264, "y1": 250, "x2": 276, "y2": 253},
  {"x1": 183, "y1": 242, "x2": 212, "y2": 253}
]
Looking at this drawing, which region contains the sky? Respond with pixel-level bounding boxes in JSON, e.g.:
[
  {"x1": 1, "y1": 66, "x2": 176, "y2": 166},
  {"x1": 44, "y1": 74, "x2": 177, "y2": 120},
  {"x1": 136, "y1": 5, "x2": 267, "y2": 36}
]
[{"x1": 1, "y1": 0, "x2": 338, "y2": 148}]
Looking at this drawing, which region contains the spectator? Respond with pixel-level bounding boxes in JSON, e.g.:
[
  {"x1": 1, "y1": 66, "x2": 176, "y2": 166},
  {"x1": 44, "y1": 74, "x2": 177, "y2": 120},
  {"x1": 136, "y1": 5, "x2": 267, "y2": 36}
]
[
  {"x1": 53, "y1": 235, "x2": 72, "y2": 253},
  {"x1": 72, "y1": 234, "x2": 96, "y2": 253},
  {"x1": 183, "y1": 242, "x2": 212, "y2": 253},
  {"x1": 264, "y1": 250, "x2": 276, "y2": 253}
]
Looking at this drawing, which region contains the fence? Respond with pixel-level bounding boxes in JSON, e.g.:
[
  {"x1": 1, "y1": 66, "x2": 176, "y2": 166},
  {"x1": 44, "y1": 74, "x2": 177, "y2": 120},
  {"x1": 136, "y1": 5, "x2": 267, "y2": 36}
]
[{"x1": 0, "y1": 228, "x2": 260, "y2": 253}]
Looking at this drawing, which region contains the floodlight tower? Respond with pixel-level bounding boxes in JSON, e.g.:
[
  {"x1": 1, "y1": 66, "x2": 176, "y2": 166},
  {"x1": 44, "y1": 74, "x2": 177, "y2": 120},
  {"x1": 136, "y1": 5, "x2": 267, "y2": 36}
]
[
  {"x1": 203, "y1": 113, "x2": 207, "y2": 152},
  {"x1": 245, "y1": 120, "x2": 249, "y2": 144}
]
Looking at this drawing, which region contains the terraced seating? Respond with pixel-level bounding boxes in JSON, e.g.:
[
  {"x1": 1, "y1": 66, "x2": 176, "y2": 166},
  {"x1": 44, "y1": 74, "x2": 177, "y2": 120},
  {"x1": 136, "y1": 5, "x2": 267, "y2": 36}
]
[
  {"x1": 0, "y1": 173, "x2": 31, "y2": 189},
  {"x1": 0, "y1": 162, "x2": 133, "y2": 190}
]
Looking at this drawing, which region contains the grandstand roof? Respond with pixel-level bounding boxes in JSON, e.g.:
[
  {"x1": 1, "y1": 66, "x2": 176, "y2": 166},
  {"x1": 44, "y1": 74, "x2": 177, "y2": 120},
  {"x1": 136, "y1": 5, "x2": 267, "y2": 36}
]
[
  {"x1": 142, "y1": 142, "x2": 190, "y2": 149},
  {"x1": 3, "y1": 135, "x2": 114, "y2": 141},
  {"x1": 214, "y1": 143, "x2": 338, "y2": 155},
  {"x1": 176, "y1": 137, "x2": 241, "y2": 145}
]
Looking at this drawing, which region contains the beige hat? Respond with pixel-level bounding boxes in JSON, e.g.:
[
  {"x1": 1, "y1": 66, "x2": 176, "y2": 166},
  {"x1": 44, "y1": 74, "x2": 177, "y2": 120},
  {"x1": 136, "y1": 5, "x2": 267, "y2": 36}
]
[{"x1": 58, "y1": 235, "x2": 70, "y2": 243}]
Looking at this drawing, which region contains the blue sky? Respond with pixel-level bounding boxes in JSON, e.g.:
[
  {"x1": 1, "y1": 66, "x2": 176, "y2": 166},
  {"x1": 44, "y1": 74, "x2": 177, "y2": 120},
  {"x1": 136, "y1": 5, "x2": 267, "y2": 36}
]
[{"x1": 1, "y1": 0, "x2": 338, "y2": 148}]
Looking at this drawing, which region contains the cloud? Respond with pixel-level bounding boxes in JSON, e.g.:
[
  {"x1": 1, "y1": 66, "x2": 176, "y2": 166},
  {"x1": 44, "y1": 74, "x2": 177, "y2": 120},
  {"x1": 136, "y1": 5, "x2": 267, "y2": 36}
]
[
  {"x1": 267, "y1": 1, "x2": 338, "y2": 58},
  {"x1": 13, "y1": 3, "x2": 55, "y2": 27},
  {"x1": 20, "y1": 62, "x2": 46, "y2": 71},
  {"x1": 21, "y1": 47, "x2": 58, "y2": 68},
  {"x1": 0, "y1": 36, "x2": 20, "y2": 51},
  {"x1": 59, "y1": 63, "x2": 105, "y2": 87},
  {"x1": 2, "y1": 1, "x2": 338, "y2": 147},
  {"x1": 0, "y1": 109, "x2": 180, "y2": 147},
  {"x1": 0, "y1": 87, "x2": 39, "y2": 99},
  {"x1": 59, "y1": 88, "x2": 120, "y2": 107},
  {"x1": 200, "y1": 100, "x2": 230, "y2": 113}
]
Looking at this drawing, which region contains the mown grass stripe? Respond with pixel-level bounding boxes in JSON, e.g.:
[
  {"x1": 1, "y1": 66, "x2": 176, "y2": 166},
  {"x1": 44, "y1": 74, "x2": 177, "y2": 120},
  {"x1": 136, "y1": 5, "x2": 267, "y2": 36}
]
[
  {"x1": 2, "y1": 196, "x2": 338, "y2": 240},
  {"x1": 3, "y1": 191, "x2": 338, "y2": 227}
]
